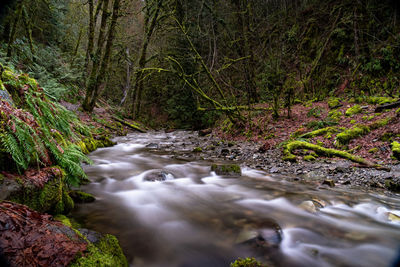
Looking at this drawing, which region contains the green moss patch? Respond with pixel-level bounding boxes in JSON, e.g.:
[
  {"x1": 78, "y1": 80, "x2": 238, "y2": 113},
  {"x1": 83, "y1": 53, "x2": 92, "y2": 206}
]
[
  {"x1": 71, "y1": 234, "x2": 128, "y2": 267},
  {"x1": 230, "y1": 257, "x2": 265, "y2": 267},
  {"x1": 211, "y1": 164, "x2": 241, "y2": 176},
  {"x1": 328, "y1": 97, "x2": 340, "y2": 108},
  {"x1": 392, "y1": 141, "x2": 400, "y2": 160},
  {"x1": 367, "y1": 96, "x2": 396, "y2": 105},
  {"x1": 336, "y1": 125, "x2": 370, "y2": 146},
  {"x1": 6, "y1": 167, "x2": 74, "y2": 214},
  {"x1": 345, "y1": 105, "x2": 363, "y2": 116}
]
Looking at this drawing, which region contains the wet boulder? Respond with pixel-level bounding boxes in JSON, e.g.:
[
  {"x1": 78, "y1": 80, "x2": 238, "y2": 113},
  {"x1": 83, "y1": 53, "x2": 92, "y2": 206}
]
[
  {"x1": 145, "y1": 143, "x2": 159, "y2": 149},
  {"x1": 143, "y1": 170, "x2": 175, "y2": 182},
  {"x1": 211, "y1": 164, "x2": 241, "y2": 176},
  {"x1": 69, "y1": 190, "x2": 96, "y2": 203}
]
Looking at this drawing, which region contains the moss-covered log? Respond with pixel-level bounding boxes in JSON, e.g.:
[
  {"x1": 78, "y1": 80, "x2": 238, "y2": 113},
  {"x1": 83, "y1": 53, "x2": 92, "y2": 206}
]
[
  {"x1": 299, "y1": 127, "x2": 337, "y2": 139},
  {"x1": 112, "y1": 116, "x2": 146, "y2": 133},
  {"x1": 283, "y1": 140, "x2": 376, "y2": 167}
]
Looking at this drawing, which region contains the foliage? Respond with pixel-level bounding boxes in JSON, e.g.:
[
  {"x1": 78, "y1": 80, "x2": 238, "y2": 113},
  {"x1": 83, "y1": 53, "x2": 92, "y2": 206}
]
[{"x1": 0, "y1": 69, "x2": 91, "y2": 186}]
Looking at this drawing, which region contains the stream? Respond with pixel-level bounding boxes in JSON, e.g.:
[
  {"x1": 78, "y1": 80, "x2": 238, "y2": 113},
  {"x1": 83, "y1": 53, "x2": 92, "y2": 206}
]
[{"x1": 71, "y1": 131, "x2": 400, "y2": 267}]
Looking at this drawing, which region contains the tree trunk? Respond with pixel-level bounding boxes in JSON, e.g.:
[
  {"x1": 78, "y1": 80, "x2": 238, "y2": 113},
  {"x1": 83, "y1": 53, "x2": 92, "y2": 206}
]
[
  {"x1": 84, "y1": 0, "x2": 95, "y2": 77},
  {"x1": 120, "y1": 47, "x2": 131, "y2": 105},
  {"x1": 7, "y1": 1, "x2": 23, "y2": 58},
  {"x1": 132, "y1": 0, "x2": 162, "y2": 118},
  {"x1": 82, "y1": 0, "x2": 111, "y2": 111},
  {"x1": 87, "y1": 0, "x2": 121, "y2": 111}
]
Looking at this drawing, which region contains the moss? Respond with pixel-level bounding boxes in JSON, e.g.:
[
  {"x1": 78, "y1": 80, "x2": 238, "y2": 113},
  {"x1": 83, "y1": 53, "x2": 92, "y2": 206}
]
[
  {"x1": 304, "y1": 155, "x2": 316, "y2": 161},
  {"x1": 392, "y1": 141, "x2": 400, "y2": 160},
  {"x1": 335, "y1": 125, "x2": 370, "y2": 146},
  {"x1": 368, "y1": 148, "x2": 379, "y2": 153},
  {"x1": 328, "y1": 97, "x2": 340, "y2": 108},
  {"x1": 192, "y1": 147, "x2": 202, "y2": 152},
  {"x1": 328, "y1": 110, "x2": 342, "y2": 121},
  {"x1": 367, "y1": 96, "x2": 395, "y2": 105},
  {"x1": 1, "y1": 69, "x2": 16, "y2": 83},
  {"x1": 211, "y1": 164, "x2": 241, "y2": 176},
  {"x1": 69, "y1": 190, "x2": 96, "y2": 203},
  {"x1": 385, "y1": 179, "x2": 400, "y2": 192},
  {"x1": 370, "y1": 117, "x2": 392, "y2": 129},
  {"x1": 283, "y1": 140, "x2": 373, "y2": 165},
  {"x1": 230, "y1": 257, "x2": 265, "y2": 267},
  {"x1": 54, "y1": 214, "x2": 73, "y2": 227},
  {"x1": 299, "y1": 127, "x2": 337, "y2": 139},
  {"x1": 71, "y1": 234, "x2": 128, "y2": 267},
  {"x1": 345, "y1": 105, "x2": 363, "y2": 116},
  {"x1": 80, "y1": 136, "x2": 116, "y2": 154},
  {"x1": 9, "y1": 168, "x2": 73, "y2": 214}
]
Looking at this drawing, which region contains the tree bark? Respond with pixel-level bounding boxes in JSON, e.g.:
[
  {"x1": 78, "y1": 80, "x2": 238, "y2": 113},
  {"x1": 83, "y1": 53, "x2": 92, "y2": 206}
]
[
  {"x1": 7, "y1": 1, "x2": 23, "y2": 58},
  {"x1": 132, "y1": 0, "x2": 162, "y2": 118},
  {"x1": 86, "y1": 0, "x2": 121, "y2": 111},
  {"x1": 82, "y1": 0, "x2": 111, "y2": 111}
]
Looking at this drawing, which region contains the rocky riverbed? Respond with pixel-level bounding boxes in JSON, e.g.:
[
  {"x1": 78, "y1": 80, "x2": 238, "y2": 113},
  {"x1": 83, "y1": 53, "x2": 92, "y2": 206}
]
[{"x1": 154, "y1": 130, "x2": 400, "y2": 193}]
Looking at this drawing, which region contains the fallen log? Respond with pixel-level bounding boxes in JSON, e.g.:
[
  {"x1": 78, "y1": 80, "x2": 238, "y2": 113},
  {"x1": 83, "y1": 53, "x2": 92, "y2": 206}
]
[
  {"x1": 112, "y1": 116, "x2": 146, "y2": 133},
  {"x1": 374, "y1": 100, "x2": 400, "y2": 113}
]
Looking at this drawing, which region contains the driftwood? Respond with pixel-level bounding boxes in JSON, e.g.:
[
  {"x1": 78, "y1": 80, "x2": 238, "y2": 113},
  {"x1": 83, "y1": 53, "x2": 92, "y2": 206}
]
[{"x1": 375, "y1": 100, "x2": 400, "y2": 113}]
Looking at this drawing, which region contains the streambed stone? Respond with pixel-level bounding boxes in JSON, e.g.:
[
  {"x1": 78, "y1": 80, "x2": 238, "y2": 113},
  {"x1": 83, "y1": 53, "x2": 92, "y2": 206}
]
[
  {"x1": 143, "y1": 170, "x2": 175, "y2": 182},
  {"x1": 211, "y1": 163, "x2": 241, "y2": 176}
]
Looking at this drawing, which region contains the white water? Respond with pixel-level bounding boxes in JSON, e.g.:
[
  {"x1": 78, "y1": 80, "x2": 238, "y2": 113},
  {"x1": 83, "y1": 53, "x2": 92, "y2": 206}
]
[{"x1": 72, "y1": 131, "x2": 400, "y2": 267}]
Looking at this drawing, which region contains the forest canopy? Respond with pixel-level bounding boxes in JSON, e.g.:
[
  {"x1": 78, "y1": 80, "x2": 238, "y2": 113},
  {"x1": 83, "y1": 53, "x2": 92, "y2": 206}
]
[{"x1": 0, "y1": 0, "x2": 400, "y2": 128}]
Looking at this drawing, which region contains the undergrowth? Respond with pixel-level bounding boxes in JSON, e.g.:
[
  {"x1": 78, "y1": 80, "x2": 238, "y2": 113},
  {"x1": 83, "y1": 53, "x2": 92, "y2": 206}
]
[{"x1": 0, "y1": 67, "x2": 91, "y2": 186}]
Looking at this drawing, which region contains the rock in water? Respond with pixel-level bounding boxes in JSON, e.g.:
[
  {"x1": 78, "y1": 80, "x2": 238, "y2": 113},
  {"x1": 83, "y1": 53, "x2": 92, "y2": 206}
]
[
  {"x1": 143, "y1": 170, "x2": 175, "y2": 182},
  {"x1": 145, "y1": 143, "x2": 159, "y2": 149},
  {"x1": 211, "y1": 164, "x2": 241, "y2": 176}
]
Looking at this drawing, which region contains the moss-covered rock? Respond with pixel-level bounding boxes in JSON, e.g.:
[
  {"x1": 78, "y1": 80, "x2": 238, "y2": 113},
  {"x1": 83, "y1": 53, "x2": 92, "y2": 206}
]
[
  {"x1": 54, "y1": 216, "x2": 128, "y2": 267},
  {"x1": 71, "y1": 233, "x2": 128, "y2": 267},
  {"x1": 69, "y1": 190, "x2": 96, "y2": 203},
  {"x1": 230, "y1": 257, "x2": 266, "y2": 267},
  {"x1": 336, "y1": 125, "x2": 370, "y2": 146},
  {"x1": 211, "y1": 164, "x2": 241, "y2": 176},
  {"x1": 385, "y1": 178, "x2": 400, "y2": 192},
  {"x1": 392, "y1": 141, "x2": 400, "y2": 160},
  {"x1": 79, "y1": 136, "x2": 116, "y2": 154},
  {"x1": 2, "y1": 167, "x2": 73, "y2": 214},
  {"x1": 345, "y1": 105, "x2": 363, "y2": 116}
]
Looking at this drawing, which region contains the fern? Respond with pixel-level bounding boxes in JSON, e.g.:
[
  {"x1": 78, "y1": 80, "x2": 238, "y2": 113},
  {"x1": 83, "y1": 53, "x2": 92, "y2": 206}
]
[{"x1": 1, "y1": 131, "x2": 27, "y2": 170}]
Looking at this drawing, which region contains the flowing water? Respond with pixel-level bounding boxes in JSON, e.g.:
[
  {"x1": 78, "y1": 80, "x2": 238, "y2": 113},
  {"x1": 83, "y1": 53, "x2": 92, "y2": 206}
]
[{"x1": 71, "y1": 131, "x2": 400, "y2": 267}]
